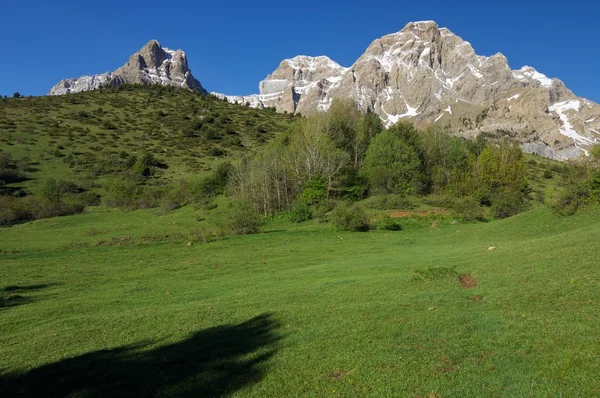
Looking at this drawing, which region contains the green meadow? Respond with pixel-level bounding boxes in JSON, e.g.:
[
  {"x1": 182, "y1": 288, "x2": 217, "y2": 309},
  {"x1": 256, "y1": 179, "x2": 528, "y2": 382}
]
[{"x1": 1, "y1": 204, "x2": 599, "y2": 397}]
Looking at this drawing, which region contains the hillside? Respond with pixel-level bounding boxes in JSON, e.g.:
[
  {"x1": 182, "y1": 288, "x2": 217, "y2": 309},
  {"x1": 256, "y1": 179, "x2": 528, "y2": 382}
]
[{"x1": 0, "y1": 85, "x2": 296, "y2": 198}]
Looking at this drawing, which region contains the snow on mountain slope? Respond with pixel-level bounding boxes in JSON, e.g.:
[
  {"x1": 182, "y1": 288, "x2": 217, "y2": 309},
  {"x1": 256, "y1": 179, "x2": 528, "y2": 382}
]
[{"x1": 216, "y1": 21, "x2": 600, "y2": 159}]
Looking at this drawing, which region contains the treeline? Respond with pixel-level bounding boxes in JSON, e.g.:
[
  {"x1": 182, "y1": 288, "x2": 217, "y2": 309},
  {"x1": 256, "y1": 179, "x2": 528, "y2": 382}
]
[
  {"x1": 553, "y1": 146, "x2": 600, "y2": 215},
  {"x1": 4, "y1": 95, "x2": 598, "y2": 229},
  {"x1": 229, "y1": 100, "x2": 530, "y2": 222}
]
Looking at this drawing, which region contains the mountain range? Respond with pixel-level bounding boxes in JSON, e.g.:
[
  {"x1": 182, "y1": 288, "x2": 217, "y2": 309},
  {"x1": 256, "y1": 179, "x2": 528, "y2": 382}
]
[{"x1": 49, "y1": 21, "x2": 600, "y2": 160}]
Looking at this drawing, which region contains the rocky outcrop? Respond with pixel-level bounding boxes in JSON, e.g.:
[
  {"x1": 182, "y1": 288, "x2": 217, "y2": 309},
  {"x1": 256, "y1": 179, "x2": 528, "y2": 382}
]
[
  {"x1": 49, "y1": 40, "x2": 206, "y2": 95},
  {"x1": 218, "y1": 21, "x2": 600, "y2": 159}
]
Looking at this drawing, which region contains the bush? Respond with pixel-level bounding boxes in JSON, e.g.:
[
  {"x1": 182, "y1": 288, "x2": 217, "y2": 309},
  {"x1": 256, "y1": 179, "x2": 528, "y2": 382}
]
[
  {"x1": 300, "y1": 176, "x2": 326, "y2": 206},
  {"x1": 0, "y1": 194, "x2": 85, "y2": 225},
  {"x1": 103, "y1": 177, "x2": 140, "y2": 209},
  {"x1": 451, "y1": 196, "x2": 486, "y2": 221},
  {"x1": 288, "y1": 200, "x2": 312, "y2": 223},
  {"x1": 314, "y1": 199, "x2": 338, "y2": 223},
  {"x1": 376, "y1": 214, "x2": 403, "y2": 231},
  {"x1": 490, "y1": 188, "x2": 528, "y2": 219},
  {"x1": 364, "y1": 194, "x2": 414, "y2": 210},
  {"x1": 0, "y1": 196, "x2": 33, "y2": 225},
  {"x1": 330, "y1": 202, "x2": 370, "y2": 232},
  {"x1": 191, "y1": 162, "x2": 232, "y2": 202},
  {"x1": 225, "y1": 199, "x2": 264, "y2": 235}
]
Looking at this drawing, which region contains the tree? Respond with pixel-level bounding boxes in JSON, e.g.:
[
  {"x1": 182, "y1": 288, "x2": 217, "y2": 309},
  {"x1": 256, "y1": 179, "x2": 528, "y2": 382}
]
[
  {"x1": 285, "y1": 115, "x2": 349, "y2": 194},
  {"x1": 13, "y1": 92, "x2": 21, "y2": 99},
  {"x1": 363, "y1": 130, "x2": 422, "y2": 194},
  {"x1": 474, "y1": 141, "x2": 529, "y2": 217}
]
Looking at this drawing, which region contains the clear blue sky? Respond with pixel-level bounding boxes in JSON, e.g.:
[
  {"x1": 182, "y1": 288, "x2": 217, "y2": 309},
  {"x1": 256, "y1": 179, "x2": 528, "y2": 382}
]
[{"x1": 1, "y1": 0, "x2": 598, "y2": 102}]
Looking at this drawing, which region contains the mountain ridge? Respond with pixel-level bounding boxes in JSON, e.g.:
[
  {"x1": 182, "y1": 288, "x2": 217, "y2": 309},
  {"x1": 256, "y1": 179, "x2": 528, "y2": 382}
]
[
  {"x1": 49, "y1": 40, "x2": 206, "y2": 95},
  {"x1": 217, "y1": 21, "x2": 600, "y2": 159},
  {"x1": 47, "y1": 22, "x2": 600, "y2": 159}
]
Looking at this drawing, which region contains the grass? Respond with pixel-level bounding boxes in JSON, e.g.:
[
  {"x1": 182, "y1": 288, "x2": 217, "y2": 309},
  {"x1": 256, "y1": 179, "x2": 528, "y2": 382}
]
[
  {"x1": 1, "y1": 204, "x2": 599, "y2": 396},
  {"x1": 0, "y1": 85, "x2": 296, "y2": 197}
]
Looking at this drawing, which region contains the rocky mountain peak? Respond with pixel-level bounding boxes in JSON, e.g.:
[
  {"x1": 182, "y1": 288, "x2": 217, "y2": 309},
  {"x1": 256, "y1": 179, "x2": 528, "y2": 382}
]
[
  {"x1": 217, "y1": 20, "x2": 600, "y2": 159},
  {"x1": 49, "y1": 40, "x2": 206, "y2": 96},
  {"x1": 130, "y1": 40, "x2": 168, "y2": 69}
]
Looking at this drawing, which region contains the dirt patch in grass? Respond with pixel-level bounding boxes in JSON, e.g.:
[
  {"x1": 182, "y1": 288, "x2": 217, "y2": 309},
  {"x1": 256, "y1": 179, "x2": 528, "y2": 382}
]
[
  {"x1": 436, "y1": 356, "x2": 460, "y2": 374},
  {"x1": 458, "y1": 274, "x2": 477, "y2": 289},
  {"x1": 389, "y1": 209, "x2": 448, "y2": 218},
  {"x1": 328, "y1": 369, "x2": 350, "y2": 381},
  {"x1": 471, "y1": 295, "x2": 483, "y2": 302}
]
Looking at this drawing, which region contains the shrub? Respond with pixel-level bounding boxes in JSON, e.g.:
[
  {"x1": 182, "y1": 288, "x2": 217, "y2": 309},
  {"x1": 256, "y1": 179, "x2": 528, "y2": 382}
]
[
  {"x1": 314, "y1": 199, "x2": 338, "y2": 223},
  {"x1": 0, "y1": 194, "x2": 85, "y2": 225},
  {"x1": 451, "y1": 196, "x2": 486, "y2": 221},
  {"x1": 490, "y1": 188, "x2": 528, "y2": 219},
  {"x1": 330, "y1": 202, "x2": 370, "y2": 232},
  {"x1": 300, "y1": 175, "x2": 326, "y2": 206},
  {"x1": 225, "y1": 199, "x2": 264, "y2": 235},
  {"x1": 191, "y1": 162, "x2": 232, "y2": 202},
  {"x1": 0, "y1": 196, "x2": 33, "y2": 225},
  {"x1": 364, "y1": 194, "x2": 414, "y2": 210},
  {"x1": 288, "y1": 200, "x2": 312, "y2": 223},
  {"x1": 103, "y1": 177, "x2": 140, "y2": 208},
  {"x1": 376, "y1": 214, "x2": 403, "y2": 231}
]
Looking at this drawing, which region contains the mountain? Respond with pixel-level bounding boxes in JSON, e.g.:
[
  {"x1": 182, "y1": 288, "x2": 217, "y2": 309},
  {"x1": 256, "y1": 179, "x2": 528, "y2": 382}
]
[
  {"x1": 217, "y1": 21, "x2": 600, "y2": 159},
  {"x1": 49, "y1": 40, "x2": 206, "y2": 95}
]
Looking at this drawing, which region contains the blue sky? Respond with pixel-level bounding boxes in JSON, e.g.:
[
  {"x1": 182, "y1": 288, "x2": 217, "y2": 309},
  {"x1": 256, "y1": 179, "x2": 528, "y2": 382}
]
[{"x1": 1, "y1": 0, "x2": 599, "y2": 102}]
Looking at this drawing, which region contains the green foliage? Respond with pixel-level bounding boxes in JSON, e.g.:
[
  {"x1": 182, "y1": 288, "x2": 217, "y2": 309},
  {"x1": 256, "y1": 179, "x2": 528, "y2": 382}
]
[
  {"x1": 288, "y1": 200, "x2": 313, "y2": 223},
  {"x1": 590, "y1": 145, "x2": 600, "y2": 160},
  {"x1": 300, "y1": 175, "x2": 326, "y2": 206},
  {"x1": 450, "y1": 196, "x2": 486, "y2": 221},
  {"x1": 376, "y1": 214, "x2": 403, "y2": 231},
  {"x1": 553, "y1": 154, "x2": 600, "y2": 215},
  {"x1": 473, "y1": 141, "x2": 529, "y2": 218},
  {"x1": 132, "y1": 152, "x2": 162, "y2": 177},
  {"x1": 363, "y1": 194, "x2": 415, "y2": 210},
  {"x1": 363, "y1": 130, "x2": 422, "y2": 194},
  {"x1": 225, "y1": 199, "x2": 264, "y2": 235},
  {"x1": 103, "y1": 177, "x2": 140, "y2": 209},
  {"x1": 192, "y1": 162, "x2": 232, "y2": 202},
  {"x1": 329, "y1": 202, "x2": 370, "y2": 231},
  {"x1": 41, "y1": 178, "x2": 62, "y2": 203}
]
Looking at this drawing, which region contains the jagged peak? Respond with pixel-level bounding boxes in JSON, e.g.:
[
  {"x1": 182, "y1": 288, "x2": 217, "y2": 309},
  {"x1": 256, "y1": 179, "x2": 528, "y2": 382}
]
[
  {"x1": 403, "y1": 20, "x2": 439, "y2": 30},
  {"x1": 49, "y1": 39, "x2": 205, "y2": 96},
  {"x1": 284, "y1": 55, "x2": 347, "y2": 71}
]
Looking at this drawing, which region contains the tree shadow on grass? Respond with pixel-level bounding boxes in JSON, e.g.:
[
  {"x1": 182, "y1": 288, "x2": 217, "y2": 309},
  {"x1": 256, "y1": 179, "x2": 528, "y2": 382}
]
[
  {"x1": 0, "y1": 284, "x2": 52, "y2": 310},
  {"x1": 0, "y1": 313, "x2": 280, "y2": 397}
]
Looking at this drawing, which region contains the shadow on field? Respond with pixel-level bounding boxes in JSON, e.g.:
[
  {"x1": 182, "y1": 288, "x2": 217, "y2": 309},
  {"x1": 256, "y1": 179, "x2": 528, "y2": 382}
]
[
  {"x1": 0, "y1": 313, "x2": 280, "y2": 397},
  {"x1": 0, "y1": 284, "x2": 52, "y2": 310}
]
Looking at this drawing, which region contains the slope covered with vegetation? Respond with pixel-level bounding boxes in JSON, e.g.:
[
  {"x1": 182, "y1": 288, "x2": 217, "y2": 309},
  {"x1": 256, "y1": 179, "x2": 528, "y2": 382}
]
[{"x1": 0, "y1": 85, "x2": 297, "y2": 223}]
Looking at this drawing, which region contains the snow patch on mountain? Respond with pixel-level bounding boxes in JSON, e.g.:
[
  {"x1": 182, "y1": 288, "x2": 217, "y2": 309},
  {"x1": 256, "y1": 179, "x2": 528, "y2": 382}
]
[
  {"x1": 549, "y1": 100, "x2": 598, "y2": 155},
  {"x1": 514, "y1": 66, "x2": 553, "y2": 87}
]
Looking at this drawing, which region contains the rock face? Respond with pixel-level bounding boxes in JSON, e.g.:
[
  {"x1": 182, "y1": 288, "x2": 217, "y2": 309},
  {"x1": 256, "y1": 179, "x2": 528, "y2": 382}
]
[
  {"x1": 218, "y1": 21, "x2": 600, "y2": 159},
  {"x1": 49, "y1": 40, "x2": 206, "y2": 95}
]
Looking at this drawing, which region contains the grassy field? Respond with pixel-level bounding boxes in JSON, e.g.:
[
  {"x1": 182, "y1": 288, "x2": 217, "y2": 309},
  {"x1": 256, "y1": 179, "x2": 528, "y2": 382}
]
[{"x1": 1, "y1": 204, "x2": 599, "y2": 397}]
